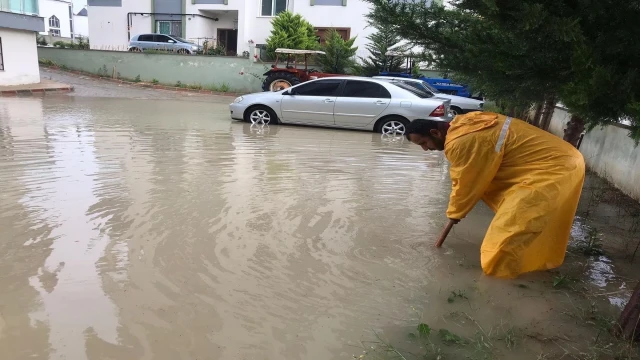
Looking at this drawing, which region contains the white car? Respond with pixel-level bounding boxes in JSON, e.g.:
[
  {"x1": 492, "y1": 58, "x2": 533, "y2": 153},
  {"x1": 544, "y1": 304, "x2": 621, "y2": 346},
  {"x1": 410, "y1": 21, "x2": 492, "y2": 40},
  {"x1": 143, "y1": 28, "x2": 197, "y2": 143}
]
[
  {"x1": 229, "y1": 77, "x2": 452, "y2": 135},
  {"x1": 373, "y1": 76, "x2": 484, "y2": 115}
]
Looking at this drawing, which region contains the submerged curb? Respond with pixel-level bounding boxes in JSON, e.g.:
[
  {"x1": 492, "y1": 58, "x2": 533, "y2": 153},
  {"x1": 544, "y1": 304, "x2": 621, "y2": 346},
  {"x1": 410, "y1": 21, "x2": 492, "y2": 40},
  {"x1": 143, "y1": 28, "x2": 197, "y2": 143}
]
[
  {"x1": 41, "y1": 66, "x2": 244, "y2": 98},
  {"x1": 0, "y1": 87, "x2": 74, "y2": 97}
]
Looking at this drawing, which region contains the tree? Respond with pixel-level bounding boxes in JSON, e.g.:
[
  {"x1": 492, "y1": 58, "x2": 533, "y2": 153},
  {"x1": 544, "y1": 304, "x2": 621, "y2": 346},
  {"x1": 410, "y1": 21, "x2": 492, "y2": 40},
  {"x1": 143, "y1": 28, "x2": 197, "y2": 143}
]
[
  {"x1": 359, "y1": 23, "x2": 407, "y2": 77},
  {"x1": 317, "y1": 29, "x2": 358, "y2": 74},
  {"x1": 265, "y1": 11, "x2": 318, "y2": 58},
  {"x1": 364, "y1": 0, "x2": 640, "y2": 145}
]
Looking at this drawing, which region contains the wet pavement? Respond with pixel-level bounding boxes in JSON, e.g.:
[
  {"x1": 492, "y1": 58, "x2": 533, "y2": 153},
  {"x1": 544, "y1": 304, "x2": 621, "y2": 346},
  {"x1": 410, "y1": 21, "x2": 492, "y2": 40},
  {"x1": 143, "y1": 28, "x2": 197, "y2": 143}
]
[{"x1": 0, "y1": 90, "x2": 638, "y2": 359}]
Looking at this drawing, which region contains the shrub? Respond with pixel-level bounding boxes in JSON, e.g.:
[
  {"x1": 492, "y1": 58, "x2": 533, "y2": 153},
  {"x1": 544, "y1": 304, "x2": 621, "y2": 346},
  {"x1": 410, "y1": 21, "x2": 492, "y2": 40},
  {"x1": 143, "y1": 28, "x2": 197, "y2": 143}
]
[
  {"x1": 317, "y1": 29, "x2": 358, "y2": 74},
  {"x1": 206, "y1": 45, "x2": 226, "y2": 56},
  {"x1": 265, "y1": 11, "x2": 318, "y2": 58}
]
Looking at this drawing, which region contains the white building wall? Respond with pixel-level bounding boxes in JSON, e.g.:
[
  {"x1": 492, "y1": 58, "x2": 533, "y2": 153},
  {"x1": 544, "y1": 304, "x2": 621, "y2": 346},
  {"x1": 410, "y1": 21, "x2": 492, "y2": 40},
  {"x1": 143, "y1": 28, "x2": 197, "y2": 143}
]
[
  {"x1": 0, "y1": 28, "x2": 41, "y2": 86},
  {"x1": 73, "y1": 15, "x2": 89, "y2": 38},
  {"x1": 39, "y1": 0, "x2": 73, "y2": 38},
  {"x1": 88, "y1": 3, "x2": 152, "y2": 50},
  {"x1": 295, "y1": 0, "x2": 374, "y2": 58},
  {"x1": 88, "y1": 0, "x2": 373, "y2": 55}
]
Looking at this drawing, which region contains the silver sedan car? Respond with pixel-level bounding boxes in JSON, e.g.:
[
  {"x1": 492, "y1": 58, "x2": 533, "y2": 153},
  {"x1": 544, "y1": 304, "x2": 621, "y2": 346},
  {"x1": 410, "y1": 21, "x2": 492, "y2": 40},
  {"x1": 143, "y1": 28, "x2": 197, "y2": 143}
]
[{"x1": 229, "y1": 77, "x2": 452, "y2": 135}]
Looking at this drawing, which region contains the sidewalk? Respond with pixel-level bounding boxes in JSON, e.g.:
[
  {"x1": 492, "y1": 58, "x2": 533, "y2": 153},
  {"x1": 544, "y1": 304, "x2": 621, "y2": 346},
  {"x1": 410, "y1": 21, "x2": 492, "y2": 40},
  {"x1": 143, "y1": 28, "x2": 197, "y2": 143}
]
[{"x1": 0, "y1": 79, "x2": 73, "y2": 96}]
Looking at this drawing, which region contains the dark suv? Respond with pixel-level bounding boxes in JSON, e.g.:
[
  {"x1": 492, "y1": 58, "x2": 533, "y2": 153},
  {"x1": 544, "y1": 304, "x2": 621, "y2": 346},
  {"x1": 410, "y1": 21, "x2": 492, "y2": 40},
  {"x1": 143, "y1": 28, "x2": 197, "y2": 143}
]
[{"x1": 128, "y1": 34, "x2": 202, "y2": 54}]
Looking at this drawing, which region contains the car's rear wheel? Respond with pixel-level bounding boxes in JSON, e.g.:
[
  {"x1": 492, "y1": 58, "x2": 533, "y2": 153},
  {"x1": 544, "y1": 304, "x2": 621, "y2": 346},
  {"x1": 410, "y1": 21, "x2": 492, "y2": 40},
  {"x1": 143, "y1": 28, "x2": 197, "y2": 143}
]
[
  {"x1": 378, "y1": 117, "x2": 409, "y2": 136},
  {"x1": 245, "y1": 106, "x2": 278, "y2": 125},
  {"x1": 262, "y1": 72, "x2": 301, "y2": 92},
  {"x1": 449, "y1": 106, "x2": 463, "y2": 116},
  {"x1": 129, "y1": 47, "x2": 142, "y2": 52}
]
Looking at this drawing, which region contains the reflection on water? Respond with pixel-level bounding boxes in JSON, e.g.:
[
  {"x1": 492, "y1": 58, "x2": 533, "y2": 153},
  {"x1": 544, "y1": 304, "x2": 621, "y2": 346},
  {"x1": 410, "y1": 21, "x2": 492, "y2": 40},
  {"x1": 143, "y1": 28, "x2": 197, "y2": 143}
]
[
  {"x1": 0, "y1": 97, "x2": 637, "y2": 360},
  {"x1": 0, "y1": 97, "x2": 454, "y2": 359}
]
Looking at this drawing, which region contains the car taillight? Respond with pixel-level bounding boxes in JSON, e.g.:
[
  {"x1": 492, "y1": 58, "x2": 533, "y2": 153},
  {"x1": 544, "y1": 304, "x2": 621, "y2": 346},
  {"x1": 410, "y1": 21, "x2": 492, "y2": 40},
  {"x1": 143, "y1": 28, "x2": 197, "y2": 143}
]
[{"x1": 429, "y1": 104, "x2": 445, "y2": 117}]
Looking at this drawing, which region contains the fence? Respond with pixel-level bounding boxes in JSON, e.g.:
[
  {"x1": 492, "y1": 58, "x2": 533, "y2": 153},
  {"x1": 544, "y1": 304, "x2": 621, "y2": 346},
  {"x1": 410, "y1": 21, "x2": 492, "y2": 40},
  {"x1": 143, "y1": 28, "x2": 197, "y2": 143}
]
[
  {"x1": 548, "y1": 106, "x2": 640, "y2": 201},
  {"x1": 37, "y1": 47, "x2": 266, "y2": 93}
]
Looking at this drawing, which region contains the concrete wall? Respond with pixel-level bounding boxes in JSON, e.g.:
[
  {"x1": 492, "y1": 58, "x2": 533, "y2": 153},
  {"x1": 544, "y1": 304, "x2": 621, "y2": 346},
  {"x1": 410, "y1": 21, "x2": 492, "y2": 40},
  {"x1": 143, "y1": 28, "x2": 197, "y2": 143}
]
[
  {"x1": 0, "y1": 28, "x2": 41, "y2": 85},
  {"x1": 548, "y1": 106, "x2": 640, "y2": 201},
  {"x1": 37, "y1": 47, "x2": 264, "y2": 92},
  {"x1": 39, "y1": 0, "x2": 73, "y2": 38}
]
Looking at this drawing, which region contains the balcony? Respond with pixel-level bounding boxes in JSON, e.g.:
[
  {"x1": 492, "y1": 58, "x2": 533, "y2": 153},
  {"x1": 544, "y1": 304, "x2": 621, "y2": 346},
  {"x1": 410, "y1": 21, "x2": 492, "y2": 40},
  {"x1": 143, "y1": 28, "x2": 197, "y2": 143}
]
[
  {"x1": 0, "y1": 0, "x2": 44, "y2": 32},
  {"x1": 0, "y1": 0, "x2": 39, "y2": 15}
]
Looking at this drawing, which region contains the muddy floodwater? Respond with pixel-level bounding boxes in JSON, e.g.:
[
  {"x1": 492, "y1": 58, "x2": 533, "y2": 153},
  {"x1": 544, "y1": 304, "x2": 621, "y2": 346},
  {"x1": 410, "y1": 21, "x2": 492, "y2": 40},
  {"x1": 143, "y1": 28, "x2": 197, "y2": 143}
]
[{"x1": 1, "y1": 95, "x2": 638, "y2": 360}]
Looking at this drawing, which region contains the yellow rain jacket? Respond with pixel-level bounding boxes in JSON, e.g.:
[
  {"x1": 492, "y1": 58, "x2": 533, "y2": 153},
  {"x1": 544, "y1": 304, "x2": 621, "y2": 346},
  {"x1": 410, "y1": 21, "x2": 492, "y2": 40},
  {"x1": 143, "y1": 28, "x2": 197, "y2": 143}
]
[{"x1": 444, "y1": 112, "x2": 585, "y2": 278}]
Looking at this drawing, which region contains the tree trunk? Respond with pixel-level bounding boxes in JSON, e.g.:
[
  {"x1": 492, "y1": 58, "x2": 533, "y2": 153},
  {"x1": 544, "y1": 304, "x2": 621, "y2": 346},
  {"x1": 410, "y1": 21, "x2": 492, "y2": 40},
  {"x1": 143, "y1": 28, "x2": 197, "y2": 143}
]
[
  {"x1": 540, "y1": 96, "x2": 556, "y2": 131},
  {"x1": 616, "y1": 281, "x2": 640, "y2": 342},
  {"x1": 563, "y1": 114, "x2": 586, "y2": 147},
  {"x1": 531, "y1": 102, "x2": 544, "y2": 127}
]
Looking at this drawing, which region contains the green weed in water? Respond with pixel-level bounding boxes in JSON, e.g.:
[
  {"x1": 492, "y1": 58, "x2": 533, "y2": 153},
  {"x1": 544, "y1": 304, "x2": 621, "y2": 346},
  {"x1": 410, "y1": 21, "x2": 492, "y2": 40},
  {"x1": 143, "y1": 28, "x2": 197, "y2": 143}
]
[
  {"x1": 447, "y1": 290, "x2": 468, "y2": 303},
  {"x1": 438, "y1": 328, "x2": 466, "y2": 345}
]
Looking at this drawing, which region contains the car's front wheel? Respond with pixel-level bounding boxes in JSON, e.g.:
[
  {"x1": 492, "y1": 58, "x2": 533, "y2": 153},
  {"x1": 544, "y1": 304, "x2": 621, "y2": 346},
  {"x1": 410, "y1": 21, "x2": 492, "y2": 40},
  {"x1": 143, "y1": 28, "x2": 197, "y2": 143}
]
[
  {"x1": 177, "y1": 49, "x2": 190, "y2": 55},
  {"x1": 245, "y1": 106, "x2": 278, "y2": 125},
  {"x1": 378, "y1": 117, "x2": 409, "y2": 136}
]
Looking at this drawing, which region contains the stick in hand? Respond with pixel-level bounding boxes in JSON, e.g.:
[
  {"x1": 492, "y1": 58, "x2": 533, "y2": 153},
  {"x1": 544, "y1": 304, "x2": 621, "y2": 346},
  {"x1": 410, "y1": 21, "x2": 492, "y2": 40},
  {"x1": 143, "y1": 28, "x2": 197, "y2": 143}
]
[{"x1": 435, "y1": 219, "x2": 457, "y2": 248}]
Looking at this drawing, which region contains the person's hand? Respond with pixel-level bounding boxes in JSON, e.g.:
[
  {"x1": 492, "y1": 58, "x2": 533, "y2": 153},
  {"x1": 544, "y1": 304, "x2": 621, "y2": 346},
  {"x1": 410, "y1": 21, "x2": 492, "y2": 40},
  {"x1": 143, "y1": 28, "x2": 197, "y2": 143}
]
[{"x1": 448, "y1": 218, "x2": 460, "y2": 224}]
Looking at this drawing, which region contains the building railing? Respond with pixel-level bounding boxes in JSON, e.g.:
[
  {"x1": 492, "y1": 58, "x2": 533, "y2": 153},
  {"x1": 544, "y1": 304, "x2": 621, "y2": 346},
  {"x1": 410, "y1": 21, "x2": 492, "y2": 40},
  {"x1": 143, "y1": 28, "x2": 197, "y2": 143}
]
[{"x1": 0, "y1": 0, "x2": 39, "y2": 15}]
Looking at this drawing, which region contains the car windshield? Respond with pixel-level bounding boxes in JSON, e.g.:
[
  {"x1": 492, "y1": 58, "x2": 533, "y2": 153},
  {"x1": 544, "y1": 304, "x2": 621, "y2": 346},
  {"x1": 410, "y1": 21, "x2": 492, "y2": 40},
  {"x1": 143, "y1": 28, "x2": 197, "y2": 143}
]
[
  {"x1": 172, "y1": 36, "x2": 191, "y2": 44},
  {"x1": 394, "y1": 82, "x2": 433, "y2": 98}
]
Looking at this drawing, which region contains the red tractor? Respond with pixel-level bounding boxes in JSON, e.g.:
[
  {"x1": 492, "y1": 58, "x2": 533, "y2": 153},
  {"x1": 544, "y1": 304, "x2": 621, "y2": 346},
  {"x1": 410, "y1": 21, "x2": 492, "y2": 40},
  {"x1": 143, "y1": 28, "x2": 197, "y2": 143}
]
[{"x1": 262, "y1": 48, "x2": 346, "y2": 92}]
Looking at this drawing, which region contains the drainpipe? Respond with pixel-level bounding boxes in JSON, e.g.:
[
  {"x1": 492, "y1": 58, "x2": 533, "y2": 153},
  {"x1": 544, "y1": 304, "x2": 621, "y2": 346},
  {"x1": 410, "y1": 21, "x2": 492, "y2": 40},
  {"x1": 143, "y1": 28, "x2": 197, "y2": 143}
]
[
  {"x1": 127, "y1": 12, "x2": 219, "y2": 41},
  {"x1": 182, "y1": 0, "x2": 186, "y2": 38},
  {"x1": 150, "y1": 0, "x2": 155, "y2": 33}
]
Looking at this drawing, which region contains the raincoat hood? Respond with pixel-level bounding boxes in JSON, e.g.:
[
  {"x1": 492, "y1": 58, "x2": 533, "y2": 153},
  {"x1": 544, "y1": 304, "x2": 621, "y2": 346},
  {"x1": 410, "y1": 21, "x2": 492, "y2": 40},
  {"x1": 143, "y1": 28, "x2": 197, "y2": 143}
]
[{"x1": 445, "y1": 112, "x2": 500, "y2": 145}]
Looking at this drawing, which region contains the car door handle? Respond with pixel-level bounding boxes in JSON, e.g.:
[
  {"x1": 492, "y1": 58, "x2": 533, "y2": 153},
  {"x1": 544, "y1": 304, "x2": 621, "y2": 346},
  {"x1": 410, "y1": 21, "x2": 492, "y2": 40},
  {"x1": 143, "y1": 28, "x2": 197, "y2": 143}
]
[
  {"x1": 374, "y1": 100, "x2": 387, "y2": 105},
  {"x1": 324, "y1": 99, "x2": 335, "y2": 103}
]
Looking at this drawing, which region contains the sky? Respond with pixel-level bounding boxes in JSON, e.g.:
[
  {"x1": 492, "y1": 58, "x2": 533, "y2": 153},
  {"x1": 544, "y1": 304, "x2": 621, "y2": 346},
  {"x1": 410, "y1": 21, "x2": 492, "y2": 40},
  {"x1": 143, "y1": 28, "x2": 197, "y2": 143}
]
[{"x1": 72, "y1": 0, "x2": 86, "y2": 11}]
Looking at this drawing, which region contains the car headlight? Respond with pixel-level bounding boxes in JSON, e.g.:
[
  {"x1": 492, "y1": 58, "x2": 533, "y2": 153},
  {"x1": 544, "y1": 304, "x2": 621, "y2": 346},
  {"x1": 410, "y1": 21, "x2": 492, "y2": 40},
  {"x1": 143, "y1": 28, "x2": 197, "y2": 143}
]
[
  {"x1": 233, "y1": 96, "x2": 244, "y2": 103},
  {"x1": 191, "y1": 45, "x2": 198, "y2": 50}
]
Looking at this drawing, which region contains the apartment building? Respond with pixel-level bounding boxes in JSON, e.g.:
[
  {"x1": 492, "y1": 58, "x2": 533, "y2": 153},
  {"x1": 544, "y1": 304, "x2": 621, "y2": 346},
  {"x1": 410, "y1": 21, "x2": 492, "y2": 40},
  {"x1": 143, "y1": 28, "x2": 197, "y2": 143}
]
[
  {"x1": 87, "y1": 0, "x2": 374, "y2": 56},
  {"x1": 0, "y1": 0, "x2": 45, "y2": 85}
]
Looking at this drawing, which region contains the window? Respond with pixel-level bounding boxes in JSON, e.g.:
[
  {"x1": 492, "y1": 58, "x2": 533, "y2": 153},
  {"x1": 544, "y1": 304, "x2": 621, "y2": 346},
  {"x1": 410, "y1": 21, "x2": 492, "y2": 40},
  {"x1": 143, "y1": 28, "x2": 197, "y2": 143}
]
[
  {"x1": 49, "y1": 15, "x2": 60, "y2": 29},
  {"x1": 0, "y1": 38, "x2": 4, "y2": 71},
  {"x1": 261, "y1": 0, "x2": 287, "y2": 16},
  {"x1": 50, "y1": 29, "x2": 61, "y2": 37},
  {"x1": 157, "y1": 21, "x2": 182, "y2": 37},
  {"x1": 292, "y1": 80, "x2": 343, "y2": 96},
  {"x1": 138, "y1": 34, "x2": 154, "y2": 42},
  {"x1": 394, "y1": 82, "x2": 432, "y2": 98},
  {"x1": 398, "y1": 81, "x2": 434, "y2": 96},
  {"x1": 342, "y1": 80, "x2": 391, "y2": 98},
  {"x1": 154, "y1": 35, "x2": 174, "y2": 43}
]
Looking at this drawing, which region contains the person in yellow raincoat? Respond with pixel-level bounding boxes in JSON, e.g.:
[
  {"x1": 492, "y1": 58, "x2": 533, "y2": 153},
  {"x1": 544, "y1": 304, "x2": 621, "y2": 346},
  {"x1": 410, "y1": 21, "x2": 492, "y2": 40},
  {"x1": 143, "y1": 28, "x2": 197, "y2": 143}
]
[{"x1": 405, "y1": 112, "x2": 585, "y2": 278}]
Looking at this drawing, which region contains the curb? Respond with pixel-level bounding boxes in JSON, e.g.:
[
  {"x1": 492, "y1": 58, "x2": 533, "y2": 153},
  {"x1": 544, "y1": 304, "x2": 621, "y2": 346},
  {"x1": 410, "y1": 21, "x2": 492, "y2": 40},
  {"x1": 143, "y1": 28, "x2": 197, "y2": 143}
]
[
  {"x1": 0, "y1": 87, "x2": 74, "y2": 97},
  {"x1": 41, "y1": 65, "x2": 243, "y2": 98}
]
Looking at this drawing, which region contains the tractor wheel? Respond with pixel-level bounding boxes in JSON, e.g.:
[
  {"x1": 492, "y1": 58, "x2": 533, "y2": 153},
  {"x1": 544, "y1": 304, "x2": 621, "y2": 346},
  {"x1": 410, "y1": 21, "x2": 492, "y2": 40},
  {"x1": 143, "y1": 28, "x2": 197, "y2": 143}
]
[{"x1": 262, "y1": 72, "x2": 301, "y2": 92}]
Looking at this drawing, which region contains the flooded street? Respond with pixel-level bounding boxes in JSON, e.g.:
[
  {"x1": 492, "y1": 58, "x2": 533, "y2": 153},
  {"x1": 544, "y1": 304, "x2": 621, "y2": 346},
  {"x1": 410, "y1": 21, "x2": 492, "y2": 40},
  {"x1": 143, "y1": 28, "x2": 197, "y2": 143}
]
[{"x1": 1, "y1": 92, "x2": 638, "y2": 359}]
